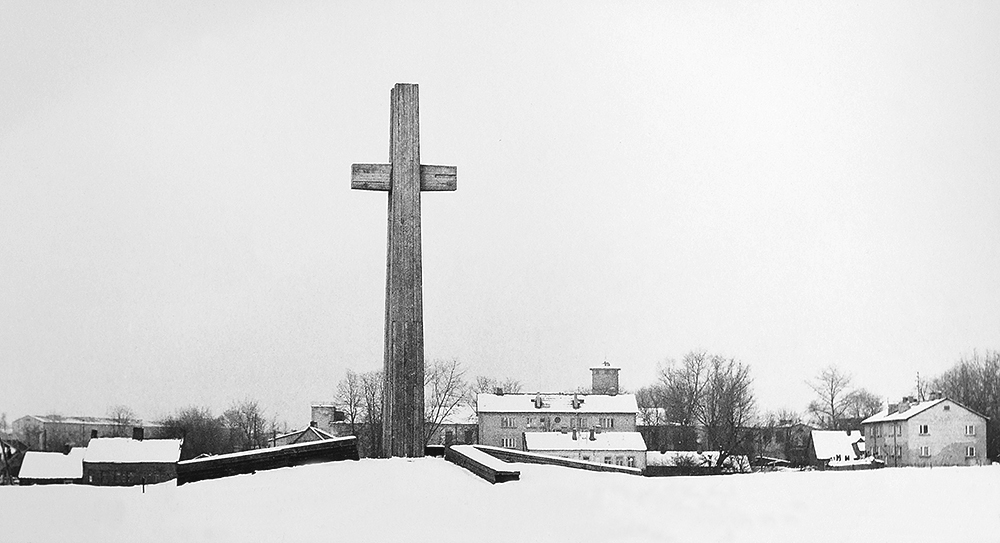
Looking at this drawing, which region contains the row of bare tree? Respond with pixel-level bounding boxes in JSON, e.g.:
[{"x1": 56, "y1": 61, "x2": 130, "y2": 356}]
[{"x1": 334, "y1": 359, "x2": 522, "y2": 458}]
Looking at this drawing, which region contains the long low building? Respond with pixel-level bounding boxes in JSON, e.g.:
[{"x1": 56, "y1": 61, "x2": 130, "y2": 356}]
[
  {"x1": 83, "y1": 437, "x2": 183, "y2": 486},
  {"x1": 523, "y1": 430, "x2": 647, "y2": 469}
]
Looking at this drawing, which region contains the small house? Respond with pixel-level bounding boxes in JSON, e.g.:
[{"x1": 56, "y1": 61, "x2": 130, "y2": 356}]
[{"x1": 17, "y1": 448, "x2": 86, "y2": 485}]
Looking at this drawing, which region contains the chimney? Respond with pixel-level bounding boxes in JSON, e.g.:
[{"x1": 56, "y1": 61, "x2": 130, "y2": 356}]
[
  {"x1": 572, "y1": 429, "x2": 578, "y2": 440},
  {"x1": 494, "y1": 387, "x2": 504, "y2": 396},
  {"x1": 591, "y1": 362, "x2": 620, "y2": 395},
  {"x1": 571, "y1": 393, "x2": 583, "y2": 410},
  {"x1": 310, "y1": 420, "x2": 317, "y2": 428},
  {"x1": 898, "y1": 397, "x2": 912, "y2": 413},
  {"x1": 132, "y1": 427, "x2": 144, "y2": 441},
  {"x1": 534, "y1": 394, "x2": 543, "y2": 409},
  {"x1": 589, "y1": 429, "x2": 596, "y2": 441}
]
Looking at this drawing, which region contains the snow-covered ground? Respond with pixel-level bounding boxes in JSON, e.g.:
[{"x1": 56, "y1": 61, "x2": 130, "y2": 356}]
[{"x1": 2, "y1": 459, "x2": 998, "y2": 542}]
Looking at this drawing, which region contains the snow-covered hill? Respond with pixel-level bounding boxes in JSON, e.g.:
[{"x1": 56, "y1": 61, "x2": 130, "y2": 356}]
[{"x1": 2, "y1": 459, "x2": 998, "y2": 542}]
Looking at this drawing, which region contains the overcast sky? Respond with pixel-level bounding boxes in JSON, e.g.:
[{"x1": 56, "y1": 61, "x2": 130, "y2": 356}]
[{"x1": 2, "y1": 1, "x2": 998, "y2": 425}]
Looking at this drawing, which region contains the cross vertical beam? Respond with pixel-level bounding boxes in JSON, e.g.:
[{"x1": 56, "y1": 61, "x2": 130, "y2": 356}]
[{"x1": 351, "y1": 83, "x2": 456, "y2": 458}]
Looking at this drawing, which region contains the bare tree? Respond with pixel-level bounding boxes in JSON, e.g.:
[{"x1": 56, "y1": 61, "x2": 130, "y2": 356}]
[
  {"x1": 698, "y1": 355, "x2": 756, "y2": 467},
  {"x1": 806, "y1": 366, "x2": 853, "y2": 429},
  {"x1": 159, "y1": 406, "x2": 231, "y2": 460},
  {"x1": 468, "y1": 375, "x2": 523, "y2": 411},
  {"x1": 336, "y1": 369, "x2": 365, "y2": 436},
  {"x1": 842, "y1": 388, "x2": 883, "y2": 422},
  {"x1": 107, "y1": 405, "x2": 138, "y2": 437},
  {"x1": 933, "y1": 350, "x2": 1000, "y2": 460},
  {"x1": 424, "y1": 358, "x2": 469, "y2": 446},
  {"x1": 635, "y1": 384, "x2": 669, "y2": 425},
  {"x1": 360, "y1": 370, "x2": 383, "y2": 457},
  {"x1": 658, "y1": 352, "x2": 710, "y2": 426},
  {"x1": 657, "y1": 352, "x2": 756, "y2": 466},
  {"x1": 224, "y1": 398, "x2": 268, "y2": 452}
]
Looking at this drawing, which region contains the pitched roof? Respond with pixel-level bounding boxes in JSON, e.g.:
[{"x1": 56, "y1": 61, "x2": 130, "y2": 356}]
[
  {"x1": 273, "y1": 426, "x2": 337, "y2": 443},
  {"x1": 83, "y1": 438, "x2": 182, "y2": 464},
  {"x1": 477, "y1": 393, "x2": 638, "y2": 414},
  {"x1": 18, "y1": 448, "x2": 86, "y2": 479},
  {"x1": 863, "y1": 397, "x2": 990, "y2": 424},
  {"x1": 523, "y1": 431, "x2": 646, "y2": 451},
  {"x1": 811, "y1": 430, "x2": 864, "y2": 461}
]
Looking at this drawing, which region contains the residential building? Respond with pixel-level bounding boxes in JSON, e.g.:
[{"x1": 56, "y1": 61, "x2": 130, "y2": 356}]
[
  {"x1": 477, "y1": 365, "x2": 638, "y2": 450},
  {"x1": 862, "y1": 393, "x2": 988, "y2": 467},
  {"x1": 523, "y1": 429, "x2": 647, "y2": 469}
]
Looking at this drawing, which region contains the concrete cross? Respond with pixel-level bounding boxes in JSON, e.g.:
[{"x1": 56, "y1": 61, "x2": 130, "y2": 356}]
[{"x1": 351, "y1": 83, "x2": 456, "y2": 458}]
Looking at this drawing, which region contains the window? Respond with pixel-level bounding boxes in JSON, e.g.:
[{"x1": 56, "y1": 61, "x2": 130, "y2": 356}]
[
  {"x1": 919, "y1": 446, "x2": 930, "y2": 457},
  {"x1": 918, "y1": 424, "x2": 929, "y2": 435},
  {"x1": 965, "y1": 425, "x2": 976, "y2": 436},
  {"x1": 894, "y1": 423, "x2": 901, "y2": 436},
  {"x1": 943, "y1": 405, "x2": 950, "y2": 411},
  {"x1": 599, "y1": 417, "x2": 614, "y2": 429},
  {"x1": 966, "y1": 446, "x2": 976, "y2": 458},
  {"x1": 582, "y1": 455, "x2": 590, "y2": 461},
  {"x1": 876, "y1": 425, "x2": 882, "y2": 437},
  {"x1": 603, "y1": 456, "x2": 612, "y2": 464},
  {"x1": 525, "y1": 417, "x2": 532, "y2": 427},
  {"x1": 895, "y1": 446, "x2": 902, "y2": 457},
  {"x1": 554, "y1": 416, "x2": 561, "y2": 423},
  {"x1": 500, "y1": 437, "x2": 516, "y2": 449},
  {"x1": 627, "y1": 456, "x2": 636, "y2": 468},
  {"x1": 615, "y1": 456, "x2": 625, "y2": 466},
  {"x1": 500, "y1": 416, "x2": 515, "y2": 428}
]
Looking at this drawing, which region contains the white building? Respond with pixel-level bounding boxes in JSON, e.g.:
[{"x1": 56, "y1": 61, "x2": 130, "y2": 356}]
[{"x1": 523, "y1": 430, "x2": 647, "y2": 469}]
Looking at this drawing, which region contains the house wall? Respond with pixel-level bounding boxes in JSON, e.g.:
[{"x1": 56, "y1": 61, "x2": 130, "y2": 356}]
[
  {"x1": 84, "y1": 462, "x2": 177, "y2": 486},
  {"x1": 479, "y1": 412, "x2": 635, "y2": 450},
  {"x1": 865, "y1": 401, "x2": 988, "y2": 467},
  {"x1": 530, "y1": 448, "x2": 646, "y2": 469}
]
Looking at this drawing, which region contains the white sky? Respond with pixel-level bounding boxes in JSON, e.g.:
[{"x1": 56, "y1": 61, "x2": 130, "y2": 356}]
[{"x1": 2, "y1": 1, "x2": 998, "y2": 425}]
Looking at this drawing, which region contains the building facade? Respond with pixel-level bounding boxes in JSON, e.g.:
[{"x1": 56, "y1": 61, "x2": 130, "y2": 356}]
[
  {"x1": 523, "y1": 430, "x2": 647, "y2": 469},
  {"x1": 83, "y1": 437, "x2": 183, "y2": 486},
  {"x1": 862, "y1": 395, "x2": 988, "y2": 467},
  {"x1": 478, "y1": 366, "x2": 638, "y2": 450}
]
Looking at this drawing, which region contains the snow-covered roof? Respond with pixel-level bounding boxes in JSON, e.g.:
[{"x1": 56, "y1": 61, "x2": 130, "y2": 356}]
[
  {"x1": 273, "y1": 426, "x2": 337, "y2": 442},
  {"x1": 524, "y1": 431, "x2": 646, "y2": 451},
  {"x1": 862, "y1": 398, "x2": 946, "y2": 423},
  {"x1": 811, "y1": 430, "x2": 863, "y2": 461},
  {"x1": 477, "y1": 393, "x2": 638, "y2": 414},
  {"x1": 18, "y1": 448, "x2": 86, "y2": 479},
  {"x1": 83, "y1": 438, "x2": 182, "y2": 464}
]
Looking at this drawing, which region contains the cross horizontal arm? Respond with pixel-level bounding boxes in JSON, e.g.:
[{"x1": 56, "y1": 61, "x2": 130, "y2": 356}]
[{"x1": 351, "y1": 163, "x2": 457, "y2": 192}]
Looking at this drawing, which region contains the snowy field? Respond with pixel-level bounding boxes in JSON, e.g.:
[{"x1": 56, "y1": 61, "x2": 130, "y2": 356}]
[{"x1": 3, "y1": 459, "x2": 999, "y2": 542}]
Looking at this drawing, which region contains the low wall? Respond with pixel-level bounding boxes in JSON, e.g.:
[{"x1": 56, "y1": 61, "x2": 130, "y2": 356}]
[{"x1": 177, "y1": 437, "x2": 359, "y2": 485}]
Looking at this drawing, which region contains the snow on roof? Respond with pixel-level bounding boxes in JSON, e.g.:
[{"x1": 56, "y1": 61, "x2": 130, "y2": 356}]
[
  {"x1": 811, "y1": 430, "x2": 864, "y2": 461},
  {"x1": 862, "y1": 398, "x2": 946, "y2": 424},
  {"x1": 18, "y1": 448, "x2": 86, "y2": 479},
  {"x1": 476, "y1": 393, "x2": 638, "y2": 414},
  {"x1": 273, "y1": 426, "x2": 337, "y2": 442},
  {"x1": 83, "y1": 438, "x2": 182, "y2": 464},
  {"x1": 524, "y1": 431, "x2": 646, "y2": 451}
]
